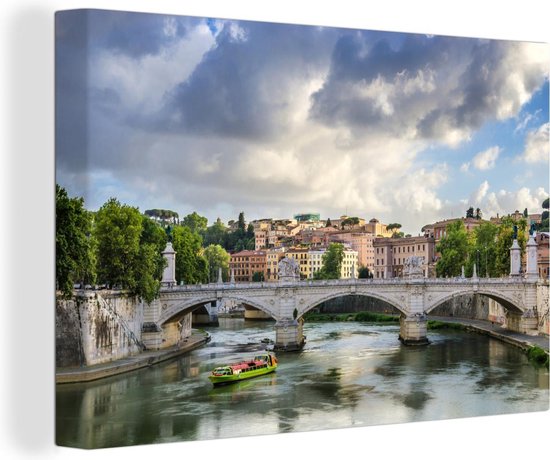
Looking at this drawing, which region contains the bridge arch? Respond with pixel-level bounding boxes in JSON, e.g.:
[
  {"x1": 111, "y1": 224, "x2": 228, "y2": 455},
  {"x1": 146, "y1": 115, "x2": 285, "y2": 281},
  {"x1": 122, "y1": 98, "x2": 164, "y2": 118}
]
[
  {"x1": 300, "y1": 290, "x2": 407, "y2": 317},
  {"x1": 159, "y1": 294, "x2": 277, "y2": 326},
  {"x1": 425, "y1": 289, "x2": 525, "y2": 315}
]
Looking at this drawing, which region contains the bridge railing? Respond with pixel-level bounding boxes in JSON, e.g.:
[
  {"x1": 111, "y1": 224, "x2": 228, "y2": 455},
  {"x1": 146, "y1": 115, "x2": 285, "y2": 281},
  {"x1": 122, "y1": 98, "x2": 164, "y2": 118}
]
[{"x1": 160, "y1": 275, "x2": 537, "y2": 293}]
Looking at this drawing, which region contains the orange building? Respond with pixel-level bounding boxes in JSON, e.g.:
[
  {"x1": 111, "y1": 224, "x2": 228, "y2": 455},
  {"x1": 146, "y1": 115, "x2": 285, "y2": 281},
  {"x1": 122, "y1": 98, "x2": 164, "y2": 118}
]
[
  {"x1": 229, "y1": 250, "x2": 267, "y2": 282},
  {"x1": 535, "y1": 232, "x2": 549, "y2": 279}
]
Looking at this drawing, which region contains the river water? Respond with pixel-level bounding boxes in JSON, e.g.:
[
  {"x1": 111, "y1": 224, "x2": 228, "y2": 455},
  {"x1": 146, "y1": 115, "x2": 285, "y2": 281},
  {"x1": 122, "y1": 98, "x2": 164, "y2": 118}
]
[{"x1": 56, "y1": 318, "x2": 549, "y2": 449}]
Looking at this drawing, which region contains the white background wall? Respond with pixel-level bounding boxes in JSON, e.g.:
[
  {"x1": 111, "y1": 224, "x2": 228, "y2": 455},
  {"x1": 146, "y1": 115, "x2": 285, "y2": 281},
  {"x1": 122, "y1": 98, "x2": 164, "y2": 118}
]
[{"x1": 1, "y1": 1, "x2": 549, "y2": 459}]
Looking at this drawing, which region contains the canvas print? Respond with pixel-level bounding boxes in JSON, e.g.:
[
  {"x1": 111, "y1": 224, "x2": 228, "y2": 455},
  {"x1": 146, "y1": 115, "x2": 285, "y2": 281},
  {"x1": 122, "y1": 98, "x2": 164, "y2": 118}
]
[{"x1": 55, "y1": 9, "x2": 549, "y2": 449}]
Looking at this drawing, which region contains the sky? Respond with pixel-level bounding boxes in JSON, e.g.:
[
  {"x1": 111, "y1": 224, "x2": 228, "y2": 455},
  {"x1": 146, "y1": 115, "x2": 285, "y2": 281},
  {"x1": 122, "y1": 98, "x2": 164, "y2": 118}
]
[{"x1": 55, "y1": 9, "x2": 549, "y2": 235}]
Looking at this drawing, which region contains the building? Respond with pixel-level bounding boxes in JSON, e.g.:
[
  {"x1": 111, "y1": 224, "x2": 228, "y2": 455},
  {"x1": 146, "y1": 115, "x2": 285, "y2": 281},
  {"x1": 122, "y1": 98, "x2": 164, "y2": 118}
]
[
  {"x1": 535, "y1": 232, "x2": 549, "y2": 279},
  {"x1": 328, "y1": 231, "x2": 375, "y2": 272},
  {"x1": 265, "y1": 248, "x2": 286, "y2": 282},
  {"x1": 306, "y1": 245, "x2": 358, "y2": 279},
  {"x1": 229, "y1": 250, "x2": 267, "y2": 282},
  {"x1": 286, "y1": 247, "x2": 310, "y2": 279},
  {"x1": 373, "y1": 236, "x2": 435, "y2": 278},
  {"x1": 364, "y1": 218, "x2": 393, "y2": 238}
]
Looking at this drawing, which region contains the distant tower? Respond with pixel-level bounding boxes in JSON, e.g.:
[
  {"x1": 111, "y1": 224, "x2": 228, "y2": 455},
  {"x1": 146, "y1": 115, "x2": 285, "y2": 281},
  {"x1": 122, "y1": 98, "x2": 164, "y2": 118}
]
[{"x1": 161, "y1": 242, "x2": 177, "y2": 287}]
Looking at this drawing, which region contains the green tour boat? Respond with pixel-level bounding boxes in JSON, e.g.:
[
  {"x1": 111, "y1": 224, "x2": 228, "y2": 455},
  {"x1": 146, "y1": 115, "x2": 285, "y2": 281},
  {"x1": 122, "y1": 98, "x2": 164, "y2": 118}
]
[{"x1": 208, "y1": 353, "x2": 278, "y2": 386}]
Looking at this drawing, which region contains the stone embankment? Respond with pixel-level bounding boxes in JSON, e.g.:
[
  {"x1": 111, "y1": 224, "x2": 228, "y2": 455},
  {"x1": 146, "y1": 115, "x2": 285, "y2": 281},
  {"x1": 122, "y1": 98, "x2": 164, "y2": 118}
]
[
  {"x1": 429, "y1": 316, "x2": 549, "y2": 352},
  {"x1": 56, "y1": 330, "x2": 210, "y2": 384}
]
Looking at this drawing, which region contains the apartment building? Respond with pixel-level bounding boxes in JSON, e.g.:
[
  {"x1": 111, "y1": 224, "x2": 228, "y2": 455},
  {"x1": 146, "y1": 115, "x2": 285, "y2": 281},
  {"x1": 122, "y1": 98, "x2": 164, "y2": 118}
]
[
  {"x1": 329, "y1": 231, "x2": 375, "y2": 272},
  {"x1": 536, "y1": 232, "x2": 549, "y2": 279},
  {"x1": 229, "y1": 250, "x2": 267, "y2": 282},
  {"x1": 373, "y1": 236, "x2": 435, "y2": 278}
]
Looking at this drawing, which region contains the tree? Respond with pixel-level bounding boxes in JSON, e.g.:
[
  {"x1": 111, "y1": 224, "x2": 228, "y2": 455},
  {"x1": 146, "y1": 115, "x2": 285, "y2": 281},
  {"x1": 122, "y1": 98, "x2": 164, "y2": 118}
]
[
  {"x1": 238, "y1": 212, "x2": 246, "y2": 232},
  {"x1": 466, "y1": 207, "x2": 475, "y2": 218},
  {"x1": 493, "y1": 216, "x2": 527, "y2": 276},
  {"x1": 358, "y1": 266, "x2": 373, "y2": 279},
  {"x1": 144, "y1": 209, "x2": 179, "y2": 225},
  {"x1": 475, "y1": 208, "x2": 482, "y2": 220},
  {"x1": 136, "y1": 215, "x2": 168, "y2": 302},
  {"x1": 387, "y1": 223, "x2": 402, "y2": 231},
  {"x1": 471, "y1": 222, "x2": 498, "y2": 277},
  {"x1": 94, "y1": 198, "x2": 143, "y2": 290},
  {"x1": 56, "y1": 185, "x2": 95, "y2": 297},
  {"x1": 181, "y1": 211, "x2": 208, "y2": 234},
  {"x1": 203, "y1": 244, "x2": 230, "y2": 282},
  {"x1": 543, "y1": 198, "x2": 549, "y2": 210},
  {"x1": 203, "y1": 218, "x2": 228, "y2": 247},
  {"x1": 523, "y1": 208, "x2": 528, "y2": 218},
  {"x1": 252, "y1": 271, "x2": 265, "y2": 282},
  {"x1": 436, "y1": 220, "x2": 472, "y2": 277},
  {"x1": 314, "y1": 243, "x2": 344, "y2": 279},
  {"x1": 171, "y1": 225, "x2": 208, "y2": 284}
]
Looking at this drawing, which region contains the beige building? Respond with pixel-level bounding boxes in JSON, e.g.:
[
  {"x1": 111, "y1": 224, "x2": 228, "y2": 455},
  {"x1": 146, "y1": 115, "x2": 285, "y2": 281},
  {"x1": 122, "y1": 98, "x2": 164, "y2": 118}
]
[
  {"x1": 265, "y1": 248, "x2": 286, "y2": 282},
  {"x1": 364, "y1": 218, "x2": 393, "y2": 238},
  {"x1": 373, "y1": 236, "x2": 435, "y2": 278},
  {"x1": 306, "y1": 245, "x2": 358, "y2": 279},
  {"x1": 286, "y1": 247, "x2": 310, "y2": 279},
  {"x1": 536, "y1": 232, "x2": 549, "y2": 279}
]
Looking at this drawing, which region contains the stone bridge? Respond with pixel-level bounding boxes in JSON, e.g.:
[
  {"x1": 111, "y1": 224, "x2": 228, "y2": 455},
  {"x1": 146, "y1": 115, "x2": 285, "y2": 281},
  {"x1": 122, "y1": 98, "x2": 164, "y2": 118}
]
[{"x1": 139, "y1": 235, "x2": 546, "y2": 351}]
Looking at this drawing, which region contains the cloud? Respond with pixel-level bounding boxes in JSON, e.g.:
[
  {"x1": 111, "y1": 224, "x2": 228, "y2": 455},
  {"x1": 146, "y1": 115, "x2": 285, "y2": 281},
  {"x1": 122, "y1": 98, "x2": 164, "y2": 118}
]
[
  {"x1": 479, "y1": 186, "x2": 548, "y2": 217},
  {"x1": 310, "y1": 34, "x2": 548, "y2": 146},
  {"x1": 473, "y1": 180, "x2": 490, "y2": 203},
  {"x1": 54, "y1": 11, "x2": 549, "y2": 238},
  {"x1": 472, "y1": 146, "x2": 501, "y2": 170},
  {"x1": 519, "y1": 123, "x2": 549, "y2": 163}
]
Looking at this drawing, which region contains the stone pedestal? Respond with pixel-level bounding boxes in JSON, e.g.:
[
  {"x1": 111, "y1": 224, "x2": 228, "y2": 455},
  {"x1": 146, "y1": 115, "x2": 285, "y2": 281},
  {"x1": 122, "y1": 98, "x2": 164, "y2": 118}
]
[
  {"x1": 274, "y1": 319, "x2": 305, "y2": 351},
  {"x1": 399, "y1": 314, "x2": 429, "y2": 345},
  {"x1": 161, "y1": 242, "x2": 177, "y2": 287},
  {"x1": 525, "y1": 235, "x2": 538, "y2": 280},
  {"x1": 510, "y1": 239, "x2": 521, "y2": 277}
]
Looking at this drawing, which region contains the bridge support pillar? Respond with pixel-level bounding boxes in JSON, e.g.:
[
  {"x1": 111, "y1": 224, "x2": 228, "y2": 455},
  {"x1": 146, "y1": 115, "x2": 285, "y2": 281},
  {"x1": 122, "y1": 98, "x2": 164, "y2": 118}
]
[
  {"x1": 506, "y1": 310, "x2": 539, "y2": 335},
  {"x1": 399, "y1": 314, "x2": 429, "y2": 346},
  {"x1": 273, "y1": 319, "x2": 305, "y2": 352}
]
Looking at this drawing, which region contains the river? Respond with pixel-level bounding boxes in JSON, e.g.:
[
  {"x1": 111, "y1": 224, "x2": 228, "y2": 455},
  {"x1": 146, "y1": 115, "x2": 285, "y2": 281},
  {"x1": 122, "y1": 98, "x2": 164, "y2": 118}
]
[{"x1": 56, "y1": 317, "x2": 549, "y2": 449}]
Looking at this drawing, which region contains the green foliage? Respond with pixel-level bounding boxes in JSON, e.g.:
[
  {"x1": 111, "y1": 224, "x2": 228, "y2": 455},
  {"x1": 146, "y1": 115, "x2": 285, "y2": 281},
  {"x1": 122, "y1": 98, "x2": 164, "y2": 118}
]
[
  {"x1": 466, "y1": 207, "x2": 474, "y2": 218},
  {"x1": 325, "y1": 218, "x2": 332, "y2": 227},
  {"x1": 94, "y1": 198, "x2": 143, "y2": 290},
  {"x1": 493, "y1": 217, "x2": 527, "y2": 276},
  {"x1": 387, "y1": 223, "x2": 402, "y2": 231},
  {"x1": 203, "y1": 244, "x2": 230, "y2": 282},
  {"x1": 93, "y1": 199, "x2": 167, "y2": 302},
  {"x1": 427, "y1": 320, "x2": 467, "y2": 330},
  {"x1": 542, "y1": 198, "x2": 549, "y2": 209},
  {"x1": 144, "y1": 209, "x2": 179, "y2": 224},
  {"x1": 181, "y1": 211, "x2": 208, "y2": 234},
  {"x1": 527, "y1": 346, "x2": 549, "y2": 368},
  {"x1": 391, "y1": 231, "x2": 405, "y2": 239},
  {"x1": 341, "y1": 216, "x2": 360, "y2": 229},
  {"x1": 252, "y1": 271, "x2": 265, "y2": 282},
  {"x1": 56, "y1": 185, "x2": 95, "y2": 297},
  {"x1": 238, "y1": 211, "x2": 246, "y2": 232},
  {"x1": 436, "y1": 220, "x2": 472, "y2": 277},
  {"x1": 203, "y1": 218, "x2": 227, "y2": 247},
  {"x1": 470, "y1": 222, "x2": 498, "y2": 277},
  {"x1": 358, "y1": 265, "x2": 373, "y2": 279},
  {"x1": 314, "y1": 243, "x2": 344, "y2": 279},
  {"x1": 171, "y1": 225, "x2": 208, "y2": 284},
  {"x1": 303, "y1": 311, "x2": 398, "y2": 323}
]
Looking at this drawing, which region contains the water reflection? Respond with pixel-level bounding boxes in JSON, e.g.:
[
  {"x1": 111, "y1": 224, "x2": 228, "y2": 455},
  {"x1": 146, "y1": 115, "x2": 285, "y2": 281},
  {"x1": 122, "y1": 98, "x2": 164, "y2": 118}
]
[{"x1": 56, "y1": 318, "x2": 549, "y2": 449}]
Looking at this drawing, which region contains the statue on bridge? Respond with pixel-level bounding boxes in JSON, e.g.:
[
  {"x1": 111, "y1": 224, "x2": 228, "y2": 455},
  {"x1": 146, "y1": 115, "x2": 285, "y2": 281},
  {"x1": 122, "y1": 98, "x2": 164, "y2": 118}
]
[
  {"x1": 278, "y1": 257, "x2": 300, "y2": 283},
  {"x1": 403, "y1": 256, "x2": 424, "y2": 278}
]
